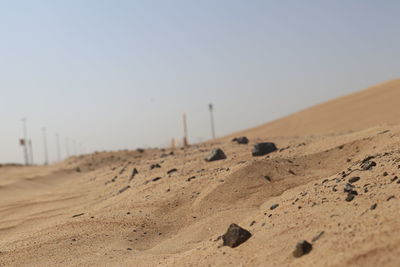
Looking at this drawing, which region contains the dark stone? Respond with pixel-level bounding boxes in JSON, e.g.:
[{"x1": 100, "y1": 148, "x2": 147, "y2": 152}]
[
  {"x1": 383, "y1": 172, "x2": 388, "y2": 176},
  {"x1": 222, "y1": 224, "x2": 252, "y2": 248},
  {"x1": 348, "y1": 177, "x2": 360, "y2": 183},
  {"x1": 150, "y1": 163, "x2": 161, "y2": 170},
  {"x1": 345, "y1": 192, "x2": 357, "y2": 202},
  {"x1": 293, "y1": 240, "x2": 313, "y2": 258},
  {"x1": 252, "y1": 143, "x2": 277, "y2": 157},
  {"x1": 344, "y1": 183, "x2": 355, "y2": 193},
  {"x1": 370, "y1": 203, "x2": 377, "y2": 210},
  {"x1": 270, "y1": 204, "x2": 279, "y2": 210},
  {"x1": 361, "y1": 158, "x2": 376, "y2": 170},
  {"x1": 232, "y1": 137, "x2": 249, "y2": 144},
  {"x1": 129, "y1": 168, "x2": 138, "y2": 182},
  {"x1": 76, "y1": 167, "x2": 81, "y2": 172},
  {"x1": 167, "y1": 168, "x2": 178, "y2": 175},
  {"x1": 137, "y1": 148, "x2": 145, "y2": 153},
  {"x1": 264, "y1": 176, "x2": 271, "y2": 182},
  {"x1": 72, "y1": 213, "x2": 85, "y2": 218},
  {"x1": 387, "y1": 195, "x2": 395, "y2": 201},
  {"x1": 152, "y1": 177, "x2": 161, "y2": 182},
  {"x1": 118, "y1": 185, "x2": 130, "y2": 194},
  {"x1": 311, "y1": 231, "x2": 325, "y2": 242},
  {"x1": 205, "y1": 148, "x2": 227, "y2": 162},
  {"x1": 187, "y1": 176, "x2": 196, "y2": 182}
]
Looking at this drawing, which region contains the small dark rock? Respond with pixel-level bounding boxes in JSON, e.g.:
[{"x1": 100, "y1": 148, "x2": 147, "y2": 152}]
[
  {"x1": 222, "y1": 224, "x2": 252, "y2": 248},
  {"x1": 361, "y1": 159, "x2": 376, "y2": 170},
  {"x1": 129, "y1": 168, "x2": 139, "y2": 182},
  {"x1": 232, "y1": 137, "x2": 249, "y2": 144},
  {"x1": 293, "y1": 240, "x2": 313, "y2": 258},
  {"x1": 205, "y1": 148, "x2": 227, "y2": 162},
  {"x1": 76, "y1": 167, "x2": 81, "y2": 172},
  {"x1": 348, "y1": 177, "x2": 360, "y2": 183},
  {"x1": 345, "y1": 192, "x2": 357, "y2": 202},
  {"x1": 252, "y1": 143, "x2": 277, "y2": 157},
  {"x1": 264, "y1": 176, "x2": 271, "y2": 182},
  {"x1": 72, "y1": 213, "x2": 85, "y2": 218},
  {"x1": 387, "y1": 195, "x2": 395, "y2": 201},
  {"x1": 150, "y1": 163, "x2": 161, "y2": 170},
  {"x1": 383, "y1": 172, "x2": 389, "y2": 176},
  {"x1": 344, "y1": 183, "x2": 355, "y2": 193},
  {"x1": 311, "y1": 231, "x2": 325, "y2": 242},
  {"x1": 118, "y1": 185, "x2": 130, "y2": 194},
  {"x1": 187, "y1": 176, "x2": 197, "y2": 182},
  {"x1": 137, "y1": 148, "x2": 145, "y2": 153},
  {"x1": 370, "y1": 203, "x2": 377, "y2": 210},
  {"x1": 152, "y1": 177, "x2": 161, "y2": 182},
  {"x1": 167, "y1": 168, "x2": 178, "y2": 175},
  {"x1": 270, "y1": 204, "x2": 279, "y2": 210}
]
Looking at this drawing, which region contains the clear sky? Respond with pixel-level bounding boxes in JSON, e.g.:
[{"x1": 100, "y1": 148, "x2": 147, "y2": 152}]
[{"x1": 1, "y1": 0, "x2": 399, "y2": 164}]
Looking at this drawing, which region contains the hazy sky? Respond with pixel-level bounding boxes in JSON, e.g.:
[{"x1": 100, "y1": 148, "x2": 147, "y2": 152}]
[{"x1": 1, "y1": 0, "x2": 399, "y2": 164}]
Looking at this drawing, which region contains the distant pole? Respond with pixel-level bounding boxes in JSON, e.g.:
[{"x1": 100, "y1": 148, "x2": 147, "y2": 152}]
[
  {"x1": 28, "y1": 139, "x2": 34, "y2": 165},
  {"x1": 183, "y1": 113, "x2": 189, "y2": 147},
  {"x1": 56, "y1": 133, "x2": 61, "y2": 161},
  {"x1": 73, "y1": 140, "x2": 77, "y2": 155},
  {"x1": 209, "y1": 103, "x2": 216, "y2": 139},
  {"x1": 21, "y1": 118, "x2": 29, "y2": 165},
  {"x1": 42, "y1": 128, "x2": 48, "y2": 165},
  {"x1": 65, "y1": 137, "x2": 70, "y2": 158}
]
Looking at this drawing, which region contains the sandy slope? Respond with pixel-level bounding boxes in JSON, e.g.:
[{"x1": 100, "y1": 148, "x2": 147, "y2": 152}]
[{"x1": 1, "y1": 79, "x2": 400, "y2": 267}]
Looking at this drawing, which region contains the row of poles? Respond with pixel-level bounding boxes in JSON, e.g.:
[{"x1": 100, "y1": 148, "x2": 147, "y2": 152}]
[
  {"x1": 20, "y1": 118, "x2": 84, "y2": 166},
  {"x1": 19, "y1": 103, "x2": 216, "y2": 166}
]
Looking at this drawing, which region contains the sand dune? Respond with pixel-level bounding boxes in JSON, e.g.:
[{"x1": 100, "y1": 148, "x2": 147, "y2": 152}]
[{"x1": 1, "y1": 79, "x2": 400, "y2": 266}]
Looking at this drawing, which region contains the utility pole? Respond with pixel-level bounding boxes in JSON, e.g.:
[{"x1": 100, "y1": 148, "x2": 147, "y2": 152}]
[
  {"x1": 28, "y1": 139, "x2": 34, "y2": 165},
  {"x1": 56, "y1": 133, "x2": 61, "y2": 161},
  {"x1": 42, "y1": 128, "x2": 48, "y2": 165},
  {"x1": 209, "y1": 103, "x2": 216, "y2": 139},
  {"x1": 183, "y1": 113, "x2": 189, "y2": 147},
  {"x1": 65, "y1": 137, "x2": 70, "y2": 158},
  {"x1": 21, "y1": 118, "x2": 29, "y2": 165}
]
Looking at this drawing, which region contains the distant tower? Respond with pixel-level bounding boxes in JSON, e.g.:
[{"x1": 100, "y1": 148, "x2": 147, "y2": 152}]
[
  {"x1": 209, "y1": 103, "x2": 216, "y2": 139},
  {"x1": 21, "y1": 118, "x2": 29, "y2": 165},
  {"x1": 42, "y1": 128, "x2": 48, "y2": 165},
  {"x1": 28, "y1": 139, "x2": 34, "y2": 165},
  {"x1": 183, "y1": 113, "x2": 189, "y2": 147},
  {"x1": 56, "y1": 133, "x2": 61, "y2": 161}
]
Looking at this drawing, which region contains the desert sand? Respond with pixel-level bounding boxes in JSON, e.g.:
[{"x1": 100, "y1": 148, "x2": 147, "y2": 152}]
[{"x1": 1, "y1": 79, "x2": 400, "y2": 266}]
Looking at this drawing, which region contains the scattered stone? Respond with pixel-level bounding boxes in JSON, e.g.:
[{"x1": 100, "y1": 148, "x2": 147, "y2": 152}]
[
  {"x1": 136, "y1": 148, "x2": 145, "y2": 153},
  {"x1": 345, "y1": 191, "x2": 357, "y2": 202},
  {"x1": 387, "y1": 195, "x2": 395, "y2": 201},
  {"x1": 344, "y1": 183, "x2": 355, "y2": 193},
  {"x1": 150, "y1": 163, "x2": 161, "y2": 170},
  {"x1": 250, "y1": 220, "x2": 256, "y2": 226},
  {"x1": 127, "y1": 248, "x2": 133, "y2": 251},
  {"x1": 264, "y1": 176, "x2": 272, "y2": 182},
  {"x1": 293, "y1": 240, "x2": 313, "y2": 258},
  {"x1": 205, "y1": 148, "x2": 227, "y2": 162},
  {"x1": 232, "y1": 136, "x2": 249, "y2": 144},
  {"x1": 129, "y1": 168, "x2": 139, "y2": 182},
  {"x1": 222, "y1": 224, "x2": 252, "y2": 248},
  {"x1": 332, "y1": 185, "x2": 338, "y2": 192},
  {"x1": 311, "y1": 231, "x2": 325, "y2": 242},
  {"x1": 361, "y1": 157, "x2": 376, "y2": 170},
  {"x1": 72, "y1": 213, "x2": 85, "y2": 218},
  {"x1": 76, "y1": 167, "x2": 81, "y2": 172},
  {"x1": 391, "y1": 176, "x2": 398, "y2": 183},
  {"x1": 348, "y1": 177, "x2": 360, "y2": 183},
  {"x1": 370, "y1": 203, "x2": 377, "y2": 210},
  {"x1": 187, "y1": 176, "x2": 197, "y2": 182},
  {"x1": 118, "y1": 186, "x2": 130, "y2": 194},
  {"x1": 252, "y1": 142, "x2": 277, "y2": 157},
  {"x1": 383, "y1": 172, "x2": 389, "y2": 176},
  {"x1": 152, "y1": 177, "x2": 161, "y2": 182},
  {"x1": 167, "y1": 168, "x2": 178, "y2": 175},
  {"x1": 288, "y1": 170, "x2": 296, "y2": 175},
  {"x1": 119, "y1": 167, "x2": 126, "y2": 175},
  {"x1": 270, "y1": 204, "x2": 279, "y2": 210}
]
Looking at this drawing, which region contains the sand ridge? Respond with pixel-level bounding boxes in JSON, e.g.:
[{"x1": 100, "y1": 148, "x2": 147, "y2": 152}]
[{"x1": 1, "y1": 80, "x2": 400, "y2": 266}]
